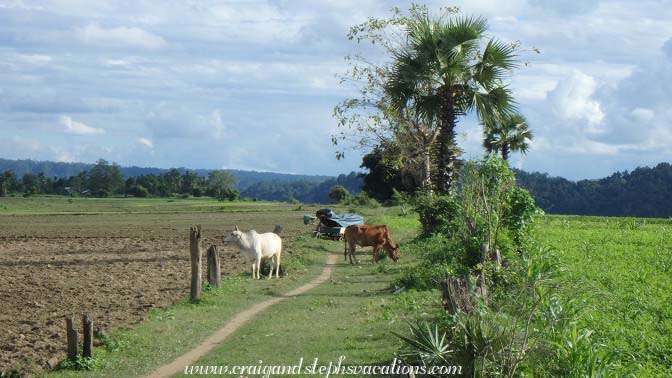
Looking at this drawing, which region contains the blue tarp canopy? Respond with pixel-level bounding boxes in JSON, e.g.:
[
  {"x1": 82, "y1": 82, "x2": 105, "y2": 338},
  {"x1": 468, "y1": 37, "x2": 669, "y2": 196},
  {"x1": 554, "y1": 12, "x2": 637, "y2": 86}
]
[
  {"x1": 316, "y1": 208, "x2": 364, "y2": 228},
  {"x1": 328, "y1": 213, "x2": 364, "y2": 227}
]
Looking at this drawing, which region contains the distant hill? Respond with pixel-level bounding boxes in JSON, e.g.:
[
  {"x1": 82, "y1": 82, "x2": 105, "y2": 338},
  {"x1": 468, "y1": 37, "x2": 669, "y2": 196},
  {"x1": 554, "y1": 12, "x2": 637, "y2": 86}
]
[
  {"x1": 0, "y1": 158, "x2": 331, "y2": 191},
  {"x1": 514, "y1": 163, "x2": 672, "y2": 218},
  {"x1": 3, "y1": 158, "x2": 671, "y2": 217},
  {"x1": 0, "y1": 157, "x2": 361, "y2": 203}
]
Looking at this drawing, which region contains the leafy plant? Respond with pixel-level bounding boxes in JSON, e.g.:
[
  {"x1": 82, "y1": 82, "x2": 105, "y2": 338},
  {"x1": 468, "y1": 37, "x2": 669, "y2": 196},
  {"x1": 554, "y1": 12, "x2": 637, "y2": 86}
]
[
  {"x1": 55, "y1": 356, "x2": 104, "y2": 371},
  {"x1": 413, "y1": 193, "x2": 462, "y2": 237},
  {"x1": 395, "y1": 321, "x2": 454, "y2": 366}
]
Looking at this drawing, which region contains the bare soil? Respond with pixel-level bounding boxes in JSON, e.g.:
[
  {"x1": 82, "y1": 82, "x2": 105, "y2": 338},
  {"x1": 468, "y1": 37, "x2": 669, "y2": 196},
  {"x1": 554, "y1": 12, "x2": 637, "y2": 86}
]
[{"x1": 0, "y1": 210, "x2": 304, "y2": 375}]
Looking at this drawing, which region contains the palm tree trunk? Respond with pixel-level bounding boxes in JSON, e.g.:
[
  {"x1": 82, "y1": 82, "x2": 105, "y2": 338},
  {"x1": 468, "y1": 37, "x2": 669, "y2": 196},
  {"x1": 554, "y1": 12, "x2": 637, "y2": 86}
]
[
  {"x1": 422, "y1": 146, "x2": 432, "y2": 191},
  {"x1": 502, "y1": 145, "x2": 509, "y2": 161},
  {"x1": 434, "y1": 85, "x2": 459, "y2": 194}
]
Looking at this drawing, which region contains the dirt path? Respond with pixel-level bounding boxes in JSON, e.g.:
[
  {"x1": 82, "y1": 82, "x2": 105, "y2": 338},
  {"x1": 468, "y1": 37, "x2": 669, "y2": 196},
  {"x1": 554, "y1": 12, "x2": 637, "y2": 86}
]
[{"x1": 144, "y1": 253, "x2": 338, "y2": 378}]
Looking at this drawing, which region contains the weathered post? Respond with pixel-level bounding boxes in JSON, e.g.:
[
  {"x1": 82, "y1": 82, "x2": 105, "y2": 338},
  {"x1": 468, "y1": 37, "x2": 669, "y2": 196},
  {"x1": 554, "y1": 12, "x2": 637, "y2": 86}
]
[
  {"x1": 189, "y1": 225, "x2": 202, "y2": 302},
  {"x1": 272, "y1": 224, "x2": 283, "y2": 235},
  {"x1": 65, "y1": 316, "x2": 78, "y2": 360},
  {"x1": 441, "y1": 273, "x2": 474, "y2": 315},
  {"x1": 82, "y1": 313, "x2": 93, "y2": 358},
  {"x1": 206, "y1": 245, "x2": 221, "y2": 288},
  {"x1": 491, "y1": 248, "x2": 502, "y2": 270}
]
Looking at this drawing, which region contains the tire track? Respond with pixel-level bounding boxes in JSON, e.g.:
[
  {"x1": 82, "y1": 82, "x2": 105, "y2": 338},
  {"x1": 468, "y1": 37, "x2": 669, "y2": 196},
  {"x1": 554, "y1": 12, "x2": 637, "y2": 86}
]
[{"x1": 144, "y1": 253, "x2": 338, "y2": 378}]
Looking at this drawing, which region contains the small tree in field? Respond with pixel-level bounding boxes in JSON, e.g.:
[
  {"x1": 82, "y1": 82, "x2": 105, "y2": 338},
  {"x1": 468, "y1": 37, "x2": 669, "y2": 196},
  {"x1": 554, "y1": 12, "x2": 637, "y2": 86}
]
[
  {"x1": 208, "y1": 170, "x2": 239, "y2": 201},
  {"x1": 329, "y1": 185, "x2": 351, "y2": 204}
]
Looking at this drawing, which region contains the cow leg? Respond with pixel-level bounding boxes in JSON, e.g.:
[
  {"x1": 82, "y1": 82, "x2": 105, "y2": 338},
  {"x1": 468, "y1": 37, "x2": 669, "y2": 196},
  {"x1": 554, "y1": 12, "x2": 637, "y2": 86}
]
[
  {"x1": 372, "y1": 246, "x2": 379, "y2": 264},
  {"x1": 349, "y1": 241, "x2": 358, "y2": 265},
  {"x1": 251, "y1": 262, "x2": 256, "y2": 279},
  {"x1": 267, "y1": 256, "x2": 274, "y2": 279},
  {"x1": 344, "y1": 238, "x2": 348, "y2": 261},
  {"x1": 275, "y1": 252, "x2": 281, "y2": 278}
]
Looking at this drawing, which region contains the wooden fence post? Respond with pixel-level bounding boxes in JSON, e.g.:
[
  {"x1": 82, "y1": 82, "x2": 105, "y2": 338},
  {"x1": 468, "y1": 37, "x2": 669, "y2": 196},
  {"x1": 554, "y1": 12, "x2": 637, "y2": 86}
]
[
  {"x1": 440, "y1": 273, "x2": 475, "y2": 315},
  {"x1": 82, "y1": 314, "x2": 93, "y2": 358},
  {"x1": 190, "y1": 225, "x2": 202, "y2": 302},
  {"x1": 206, "y1": 245, "x2": 221, "y2": 288},
  {"x1": 65, "y1": 316, "x2": 78, "y2": 360},
  {"x1": 272, "y1": 225, "x2": 283, "y2": 235}
]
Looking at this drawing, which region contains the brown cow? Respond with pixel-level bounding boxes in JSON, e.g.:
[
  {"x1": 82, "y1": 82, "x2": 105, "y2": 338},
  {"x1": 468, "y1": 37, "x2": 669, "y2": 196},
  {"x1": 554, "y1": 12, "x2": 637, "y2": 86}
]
[{"x1": 344, "y1": 224, "x2": 400, "y2": 264}]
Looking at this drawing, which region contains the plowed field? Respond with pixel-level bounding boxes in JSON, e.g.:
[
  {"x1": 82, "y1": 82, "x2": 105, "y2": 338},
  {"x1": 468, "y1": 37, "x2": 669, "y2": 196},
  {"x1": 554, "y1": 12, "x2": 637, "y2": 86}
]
[{"x1": 0, "y1": 199, "x2": 306, "y2": 375}]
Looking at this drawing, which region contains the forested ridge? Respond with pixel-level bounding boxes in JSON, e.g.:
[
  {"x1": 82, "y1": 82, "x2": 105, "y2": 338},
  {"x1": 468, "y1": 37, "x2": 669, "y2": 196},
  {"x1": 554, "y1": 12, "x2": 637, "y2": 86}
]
[
  {"x1": 1, "y1": 158, "x2": 671, "y2": 217},
  {"x1": 0, "y1": 158, "x2": 361, "y2": 204},
  {"x1": 513, "y1": 163, "x2": 672, "y2": 218}
]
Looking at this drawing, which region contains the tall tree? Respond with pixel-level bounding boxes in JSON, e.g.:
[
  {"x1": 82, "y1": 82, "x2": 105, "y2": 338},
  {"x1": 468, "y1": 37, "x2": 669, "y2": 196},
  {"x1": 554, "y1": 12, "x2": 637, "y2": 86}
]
[
  {"x1": 0, "y1": 171, "x2": 17, "y2": 196},
  {"x1": 207, "y1": 170, "x2": 239, "y2": 201},
  {"x1": 333, "y1": 5, "x2": 448, "y2": 191},
  {"x1": 88, "y1": 159, "x2": 124, "y2": 196},
  {"x1": 483, "y1": 113, "x2": 533, "y2": 161},
  {"x1": 385, "y1": 14, "x2": 518, "y2": 193}
]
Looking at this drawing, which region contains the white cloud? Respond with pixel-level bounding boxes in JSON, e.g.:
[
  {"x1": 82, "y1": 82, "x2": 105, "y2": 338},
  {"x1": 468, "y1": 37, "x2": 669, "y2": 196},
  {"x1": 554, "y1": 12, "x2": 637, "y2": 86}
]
[
  {"x1": 3, "y1": 0, "x2": 672, "y2": 180},
  {"x1": 137, "y1": 137, "x2": 153, "y2": 148},
  {"x1": 75, "y1": 24, "x2": 167, "y2": 50},
  {"x1": 630, "y1": 107, "x2": 655, "y2": 123},
  {"x1": 548, "y1": 69, "x2": 604, "y2": 131},
  {"x1": 59, "y1": 115, "x2": 105, "y2": 135},
  {"x1": 57, "y1": 151, "x2": 76, "y2": 162},
  {"x1": 17, "y1": 54, "x2": 52, "y2": 64}
]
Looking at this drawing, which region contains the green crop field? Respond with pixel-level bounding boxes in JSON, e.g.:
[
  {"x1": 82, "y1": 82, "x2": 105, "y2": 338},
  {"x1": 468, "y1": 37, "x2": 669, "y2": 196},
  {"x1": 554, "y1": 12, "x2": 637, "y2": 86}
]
[{"x1": 537, "y1": 215, "x2": 672, "y2": 375}]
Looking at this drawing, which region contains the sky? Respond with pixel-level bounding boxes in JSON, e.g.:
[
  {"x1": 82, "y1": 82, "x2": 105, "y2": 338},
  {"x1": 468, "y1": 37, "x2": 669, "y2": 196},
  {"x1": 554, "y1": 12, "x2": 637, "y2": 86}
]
[{"x1": 1, "y1": 0, "x2": 671, "y2": 180}]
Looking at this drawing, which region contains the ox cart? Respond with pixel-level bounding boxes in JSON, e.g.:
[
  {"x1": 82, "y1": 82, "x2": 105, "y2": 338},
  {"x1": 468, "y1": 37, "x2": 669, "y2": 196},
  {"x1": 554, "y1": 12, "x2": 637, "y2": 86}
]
[{"x1": 304, "y1": 208, "x2": 364, "y2": 241}]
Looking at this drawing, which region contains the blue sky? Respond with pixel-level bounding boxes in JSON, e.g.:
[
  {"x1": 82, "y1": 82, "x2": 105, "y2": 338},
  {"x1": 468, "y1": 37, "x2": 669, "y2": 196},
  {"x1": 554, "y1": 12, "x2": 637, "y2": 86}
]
[{"x1": 1, "y1": 0, "x2": 671, "y2": 180}]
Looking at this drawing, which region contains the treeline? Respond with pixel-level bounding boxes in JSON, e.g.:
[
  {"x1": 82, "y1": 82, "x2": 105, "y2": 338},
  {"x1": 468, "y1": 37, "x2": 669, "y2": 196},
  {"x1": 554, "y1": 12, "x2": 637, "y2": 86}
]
[
  {"x1": 363, "y1": 155, "x2": 672, "y2": 218},
  {"x1": 0, "y1": 158, "x2": 362, "y2": 203},
  {"x1": 0, "y1": 158, "x2": 330, "y2": 189},
  {"x1": 241, "y1": 172, "x2": 363, "y2": 203},
  {"x1": 0, "y1": 159, "x2": 240, "y2": 200},
  {"x1": 514, "y1": 163, "x2": 672, "y2": 218}
]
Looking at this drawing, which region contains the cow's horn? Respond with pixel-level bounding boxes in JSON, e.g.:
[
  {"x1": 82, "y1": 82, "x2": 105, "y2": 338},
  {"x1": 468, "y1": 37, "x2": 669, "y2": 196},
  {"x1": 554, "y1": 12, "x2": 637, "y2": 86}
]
[{"x1": 234, "y1": 225, "x2": 239, "y2": 231}]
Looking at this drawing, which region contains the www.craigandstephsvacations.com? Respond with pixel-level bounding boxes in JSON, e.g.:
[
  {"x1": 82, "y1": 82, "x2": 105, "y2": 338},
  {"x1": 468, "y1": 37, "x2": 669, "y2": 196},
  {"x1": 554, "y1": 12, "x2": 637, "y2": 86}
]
[{"x1": 183, "y1": 356, "x2": 462, "y2": 377}]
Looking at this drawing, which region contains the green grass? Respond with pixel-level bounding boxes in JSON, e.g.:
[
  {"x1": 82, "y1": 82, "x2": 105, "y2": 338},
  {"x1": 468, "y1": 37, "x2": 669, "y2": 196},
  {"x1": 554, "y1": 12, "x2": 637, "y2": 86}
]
[
  {"x1": 537, "y1": 215, "x2": 672, "y2": 376},
  {"x1": 179, "y1": 230, "x2": 436, "y2": 377}
]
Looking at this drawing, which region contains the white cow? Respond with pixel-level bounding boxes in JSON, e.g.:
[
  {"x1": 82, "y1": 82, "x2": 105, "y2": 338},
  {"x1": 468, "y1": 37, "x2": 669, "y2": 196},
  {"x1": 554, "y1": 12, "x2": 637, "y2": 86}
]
[{"x1": 224, "y1": 225, "x2": 282, "y2": 279}]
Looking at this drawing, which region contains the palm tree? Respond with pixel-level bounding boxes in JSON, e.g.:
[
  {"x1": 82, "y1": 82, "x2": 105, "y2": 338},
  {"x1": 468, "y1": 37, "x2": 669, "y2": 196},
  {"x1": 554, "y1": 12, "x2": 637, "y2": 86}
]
[
  {"x1": 385, "y1": 14, "x2": 518, "y2": 193},
  {"x1": 483, "y1": 113, "x2": 533, "y2": 161}
]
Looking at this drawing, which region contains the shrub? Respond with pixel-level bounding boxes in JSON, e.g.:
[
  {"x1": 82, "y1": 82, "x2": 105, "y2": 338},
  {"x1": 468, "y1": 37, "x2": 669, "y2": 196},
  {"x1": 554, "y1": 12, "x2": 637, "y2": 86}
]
[
  {"x1": 92, "y1": 189, "x2": 109, "y2": 198},
  {"x1": 351, "y1": 191, "x2": 380, "y2": 207},
  {"x1": 328, "y1": 185, "x2": 351, "y2": 204},
  {"x1": 413, "y1": 193, "x2": 462, "y2": 238},
  {"x1": 128, "y1": 185, "x2": 149, "y2": 198},
  {"x1": 395, "y1": 235, "x2": 466, "y2": 290},
  {"x1": 503, "y1": 186, "x2": 537, "y2": 250},
  {"x1": 216, "y1": 188, "x2": 239, "y2": 201}
]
